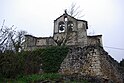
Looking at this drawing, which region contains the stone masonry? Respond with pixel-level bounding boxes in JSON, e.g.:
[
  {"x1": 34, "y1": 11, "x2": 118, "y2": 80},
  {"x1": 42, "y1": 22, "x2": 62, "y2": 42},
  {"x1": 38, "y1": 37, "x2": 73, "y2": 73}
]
[
  {"x1": 59, "y1": 45, "x2": 123, "y2": 83},
  {"x1": 24, "y1": 11, "x2": 102, "y2": 51}
]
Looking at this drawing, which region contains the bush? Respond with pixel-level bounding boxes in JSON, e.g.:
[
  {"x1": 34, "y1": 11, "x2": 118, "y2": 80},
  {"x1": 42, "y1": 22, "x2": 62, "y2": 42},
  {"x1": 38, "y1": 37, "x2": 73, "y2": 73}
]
[
  {"x1": 0, "y1": 51, "x2": 23, "y2": 78},
  {"x1": 0, "y1": 46, "x2": 68, "y2": 78},
  {"x1": 35, "y1": 46, "x2": 68, "y2": 73},
  {"x1": 20, "y1": 51, "x2": 42, "y2": 75}
]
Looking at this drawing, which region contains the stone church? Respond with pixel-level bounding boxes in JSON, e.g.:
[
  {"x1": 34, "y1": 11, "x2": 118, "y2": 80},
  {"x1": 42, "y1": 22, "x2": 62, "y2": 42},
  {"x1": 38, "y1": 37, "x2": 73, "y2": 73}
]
[
  {"x1": 24, "y1": 11, "x2": 102, "y2": 50},
  {"x1": 24, "y1": 11, "x2": 123, "y2": 82}
]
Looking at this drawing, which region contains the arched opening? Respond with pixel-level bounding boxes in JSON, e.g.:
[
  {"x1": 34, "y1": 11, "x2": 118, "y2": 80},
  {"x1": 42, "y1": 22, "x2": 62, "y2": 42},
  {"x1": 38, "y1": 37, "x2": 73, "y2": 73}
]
[
  {"x1": 67, "y1": 21, "x2": 74, "y2": 31},
  {"x1": 58, "y1": 21, "x2": 65, "y2": 33},
  {"x1": 64, "y1": 16, "x2": 68, "y2": 21}
]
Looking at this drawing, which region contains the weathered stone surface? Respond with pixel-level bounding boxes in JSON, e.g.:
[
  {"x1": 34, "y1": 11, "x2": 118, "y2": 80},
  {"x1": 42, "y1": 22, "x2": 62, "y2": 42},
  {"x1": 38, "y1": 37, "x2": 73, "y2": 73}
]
[
  {"x1": 24, "y1": 12, "x2": 102, "y2": 51},
  {"x1": 59, "y1": 45, "x2": 123, "y2": 83}
]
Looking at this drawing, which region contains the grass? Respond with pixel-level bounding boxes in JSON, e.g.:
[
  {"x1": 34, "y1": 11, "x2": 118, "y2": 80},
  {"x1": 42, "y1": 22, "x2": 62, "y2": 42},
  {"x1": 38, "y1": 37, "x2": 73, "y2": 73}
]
[
  {"x1": 70, "y1": 80, "x2": 89, "y2": 83},
  {"x1": 0, "y1": 73, "x2": 89, "y2": 83},
  {"x1": 0, "y1": 73, "x2": 62, "y2": 83}
]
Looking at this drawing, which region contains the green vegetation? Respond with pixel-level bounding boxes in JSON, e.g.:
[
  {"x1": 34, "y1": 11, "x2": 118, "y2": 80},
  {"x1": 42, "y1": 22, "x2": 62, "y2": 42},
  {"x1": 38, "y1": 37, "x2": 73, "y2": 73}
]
[
  {"x1": 0, "y1": 46, "x2": 90, "y2": 82},
  {"x1": 15, "y1": 73, "x2": 62, "y2": 83},
  {"x1": 0, "y1": 46, "x2": 68, "y2": 81},
  {"x1": 0, "y1": 50, "x2": 41, "y2": 78},
  {"x1": 36, "y1": 46, "x2": 68, "y2": 73},
  {"x1": 70, "y1": 80, "x2": 89, "y2": 83},
  {"x1": 0, "y1": 73, "x2": 62, "y2": 83},
  {"x1": 0, "y1": 73, "x2": 89, "y2": 83}
]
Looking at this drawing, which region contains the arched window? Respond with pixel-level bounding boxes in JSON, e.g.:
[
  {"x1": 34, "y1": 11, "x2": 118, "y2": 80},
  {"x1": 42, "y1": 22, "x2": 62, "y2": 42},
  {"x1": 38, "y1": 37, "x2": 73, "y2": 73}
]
[
  {"x1": 58, "y1": 21, "x2": 65, "y2": 33},
  {"x1": 67, "y1": 21, "x2": 74, "y2": 31},
  {"x1": 64, "y1": 16, "x2": 68, "y2": 21}
]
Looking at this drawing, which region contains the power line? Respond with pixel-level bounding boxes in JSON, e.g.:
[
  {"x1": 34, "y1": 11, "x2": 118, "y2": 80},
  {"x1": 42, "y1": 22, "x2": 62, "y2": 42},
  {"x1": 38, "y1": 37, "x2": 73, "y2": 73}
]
[{"x1": 104, "y1": 46, "x2": 124, "y2": 50}]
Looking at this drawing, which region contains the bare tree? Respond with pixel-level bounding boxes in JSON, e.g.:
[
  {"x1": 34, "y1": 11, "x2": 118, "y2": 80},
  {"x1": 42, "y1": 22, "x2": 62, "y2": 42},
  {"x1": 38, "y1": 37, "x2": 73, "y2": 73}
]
[
  {"x1": 54, "y1": 29, "x2": 76, "y2": 46},
  {"x1": 0, "y1": 20, "x2": 27, "y2": 52},
  {"x1": 13, "y1": 30, "x2": 27, "y2": 52},
  {"x1": 67, "y1": 3, "x2": 84, "y2": 19},
  {"x1": 0, "y1": 20, "x2": 14, "y2": 51},
  {"x1": 54, "y1": 33, "x2": 70, "y2": 46}
]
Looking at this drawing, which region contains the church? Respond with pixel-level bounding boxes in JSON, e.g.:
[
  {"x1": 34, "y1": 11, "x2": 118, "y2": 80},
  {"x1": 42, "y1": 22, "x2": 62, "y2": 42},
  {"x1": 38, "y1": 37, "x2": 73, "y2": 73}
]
[
  {"x1": 24, "y1": 11, "x2": 102, "y2": 51},
  {"x1": 24, "y1": 11, "x2": 123, "y2": 82}
]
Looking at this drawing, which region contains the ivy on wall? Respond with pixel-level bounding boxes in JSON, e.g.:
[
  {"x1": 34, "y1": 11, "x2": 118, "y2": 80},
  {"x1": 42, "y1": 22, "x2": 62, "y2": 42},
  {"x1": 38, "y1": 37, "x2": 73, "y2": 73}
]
[{"x1": 35, "y1": 46, "x2": 68, "y2": 73}]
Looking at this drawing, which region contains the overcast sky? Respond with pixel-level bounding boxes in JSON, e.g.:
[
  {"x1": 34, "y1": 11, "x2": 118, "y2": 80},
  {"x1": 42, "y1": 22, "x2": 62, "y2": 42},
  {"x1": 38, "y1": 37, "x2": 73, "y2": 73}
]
[{"x1": 0, "y1": 0, "x2": 124, "y2": 62}]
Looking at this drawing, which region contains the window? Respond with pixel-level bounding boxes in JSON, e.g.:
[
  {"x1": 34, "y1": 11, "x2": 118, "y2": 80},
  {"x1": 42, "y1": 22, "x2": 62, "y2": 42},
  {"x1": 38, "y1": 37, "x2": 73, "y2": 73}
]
[
  {"x1": 58, "y1": 21, "x2": 65, "y2": 33},
  {"x1": 67, "y1": 21, "x2": 74, "y2": 31},
  {"x1": 64, "y1": 16, "x2": 68, "y2": 21}
]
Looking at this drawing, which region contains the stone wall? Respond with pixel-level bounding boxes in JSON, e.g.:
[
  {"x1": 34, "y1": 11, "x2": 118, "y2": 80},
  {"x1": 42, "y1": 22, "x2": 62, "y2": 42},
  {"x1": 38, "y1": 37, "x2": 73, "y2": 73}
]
[
  {"x1": 77, "y1": 21, "x2": 88, "y2": 46},
  {"x1": 87, "y1": 35, "x2": 102, "y2": 46},
  {"x1": 24, "y1": 35, "x2": 56, "y2": 51},
  {"x1": 59, "y1": 45, "x2": 123, "y2": 83}
]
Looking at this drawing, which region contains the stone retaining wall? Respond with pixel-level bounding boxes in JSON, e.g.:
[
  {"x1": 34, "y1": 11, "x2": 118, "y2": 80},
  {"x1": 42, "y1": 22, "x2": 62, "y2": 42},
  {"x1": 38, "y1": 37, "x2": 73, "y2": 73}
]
[{"x1": 59, "y1": 45, "x2": 123, "y2": 83}]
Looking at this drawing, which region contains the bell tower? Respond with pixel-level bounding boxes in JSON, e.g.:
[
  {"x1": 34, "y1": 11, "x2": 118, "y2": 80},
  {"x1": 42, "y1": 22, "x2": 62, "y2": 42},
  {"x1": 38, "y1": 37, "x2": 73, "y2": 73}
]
[{"x1": 53, "y1": 10, "x2": 88, "y2": 46}]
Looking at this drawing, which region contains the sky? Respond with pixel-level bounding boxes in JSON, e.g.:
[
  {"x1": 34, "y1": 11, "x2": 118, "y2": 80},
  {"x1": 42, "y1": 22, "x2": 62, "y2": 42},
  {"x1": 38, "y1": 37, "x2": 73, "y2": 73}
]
[{"x1": 0, "y1": 0, "x2": 124, "y2": 62}]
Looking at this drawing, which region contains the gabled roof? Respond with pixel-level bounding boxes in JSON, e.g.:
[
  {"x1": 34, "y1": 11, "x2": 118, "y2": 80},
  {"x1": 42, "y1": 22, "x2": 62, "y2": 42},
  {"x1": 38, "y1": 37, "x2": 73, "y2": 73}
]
[
  {"x1": 54, "y1": 12, "x2": 87, "y2": 22},
  {"x1": 54, "y1": 12, "x2": 88, "y2": 29}
]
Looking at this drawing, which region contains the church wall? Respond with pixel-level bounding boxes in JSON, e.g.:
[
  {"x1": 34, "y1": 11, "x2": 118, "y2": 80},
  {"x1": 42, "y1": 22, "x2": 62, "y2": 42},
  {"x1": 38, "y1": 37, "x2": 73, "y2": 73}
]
[
  {"x1": 36, "y1": 38, "x2": 47, "y2": 46},
  {"x1": 54, "y1": 16, "x2": 65, "y2": 33},
  {"x1": 77, "y1": 21, "x2": 88, "y2": 46},
  {"x1": 66, "y1": 31, "x2": 77, "y2": 45},
  {"x1": 66, "y1": 16, "x2": 77, "y2": 31},
  {"x1": 24, "y1": 35, "x2": 56, "y2": 51},
  {"x1": 26, "y1": 36, "x2": 36, "y2": 46},
  {"x1": 53, "y1": 15, "x2": 79, "y2": 46},
  {"x1": 24, "y1": 35, "x2": 37, "y2": 51},
  {"x1": 54, "y1": 15, "x2": 77, "y2": 34},
  {"x1": 87, "y1": 35, "x2": 103, "y2": 46},
  {"x1": 47, "y1": 37, "x2": 56, "y2": 46}
]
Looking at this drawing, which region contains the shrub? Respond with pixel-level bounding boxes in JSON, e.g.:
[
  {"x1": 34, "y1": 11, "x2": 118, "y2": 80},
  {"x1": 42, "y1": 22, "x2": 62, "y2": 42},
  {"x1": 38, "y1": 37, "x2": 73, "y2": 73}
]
[
  {"x1": 0, "y1": 46, "x2": 68, "y2": 78},
  {"x1": 20, "y1": 51, "x2": 42, "y2": 75},
  {"x1": 0, "y1": 51, "x2": 23, "y2": 78},
  {"x1": 36, "y1": 46, "x2": 68, "y2": 73}
]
